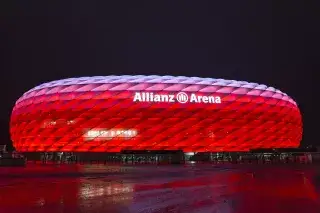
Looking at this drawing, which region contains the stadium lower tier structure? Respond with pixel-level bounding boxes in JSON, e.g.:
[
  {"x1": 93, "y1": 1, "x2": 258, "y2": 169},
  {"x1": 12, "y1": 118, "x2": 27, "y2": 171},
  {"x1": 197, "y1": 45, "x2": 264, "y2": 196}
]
[
  {"x1": 22, "y1": 148, "x2": 316, "y2": 164},
  {"x1": 10, "y1": 75, "x2": 302, "y2": 154}
]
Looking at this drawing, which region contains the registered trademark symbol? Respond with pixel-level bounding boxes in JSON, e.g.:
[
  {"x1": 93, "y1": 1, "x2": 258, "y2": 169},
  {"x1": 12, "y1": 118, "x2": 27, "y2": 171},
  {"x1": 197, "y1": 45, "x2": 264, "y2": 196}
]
[{"x1": 176, "y1": 92, "x2": 188, "y2": 103}]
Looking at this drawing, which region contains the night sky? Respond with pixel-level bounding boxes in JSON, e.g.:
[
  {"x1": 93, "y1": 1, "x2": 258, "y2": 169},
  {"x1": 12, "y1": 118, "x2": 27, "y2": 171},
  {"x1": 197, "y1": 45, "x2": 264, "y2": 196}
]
[{"x1": 0, "y1": 1, "x2": 318, "y2": 147}]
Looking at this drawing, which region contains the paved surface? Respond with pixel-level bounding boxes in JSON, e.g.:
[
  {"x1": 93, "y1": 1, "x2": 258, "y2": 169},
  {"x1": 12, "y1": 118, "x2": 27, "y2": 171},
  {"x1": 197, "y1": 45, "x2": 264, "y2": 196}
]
[{"x1": 0, "y1": 163, "x2": 320, "y2": 213}]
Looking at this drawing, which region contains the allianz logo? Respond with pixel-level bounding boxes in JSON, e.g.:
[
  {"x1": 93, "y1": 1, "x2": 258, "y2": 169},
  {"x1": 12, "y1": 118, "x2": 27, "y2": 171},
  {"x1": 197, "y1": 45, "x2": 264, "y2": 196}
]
[{"x1": 133, "y1": 92, "x2": 222, "y2": 104}]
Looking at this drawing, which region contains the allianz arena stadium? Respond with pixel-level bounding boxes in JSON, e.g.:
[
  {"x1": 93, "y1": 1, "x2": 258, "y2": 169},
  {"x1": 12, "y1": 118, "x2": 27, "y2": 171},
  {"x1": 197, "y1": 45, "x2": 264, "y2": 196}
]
[{"x1": 10, "y1": 75, "x2": 302, "y2": 154}]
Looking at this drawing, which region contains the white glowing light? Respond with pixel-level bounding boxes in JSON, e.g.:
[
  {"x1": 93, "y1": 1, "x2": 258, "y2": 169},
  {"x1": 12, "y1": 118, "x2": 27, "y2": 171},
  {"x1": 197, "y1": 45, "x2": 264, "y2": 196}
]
[
  {"x1": 85, "y1": 129, "x2": 137, "y2": 140},
  {"x1": 133, "y1": 92, "x2": 221, "y2": 104},
  {"x1": 185, "y1": 152, "x2": 195, "y2": 156}
]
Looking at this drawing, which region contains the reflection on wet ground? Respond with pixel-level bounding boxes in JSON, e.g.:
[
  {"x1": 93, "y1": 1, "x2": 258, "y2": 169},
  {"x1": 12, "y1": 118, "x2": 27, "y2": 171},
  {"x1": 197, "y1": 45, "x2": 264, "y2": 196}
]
[{"x1": 0, "y1": 164, "x2": 320, "y2": 213}]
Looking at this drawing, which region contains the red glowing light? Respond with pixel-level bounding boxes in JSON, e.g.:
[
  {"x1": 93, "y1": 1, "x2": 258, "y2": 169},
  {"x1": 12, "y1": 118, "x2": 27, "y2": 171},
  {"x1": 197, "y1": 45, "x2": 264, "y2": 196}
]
[{"x1": 10, "y1": 76, "x2": 302, "y2": 152}]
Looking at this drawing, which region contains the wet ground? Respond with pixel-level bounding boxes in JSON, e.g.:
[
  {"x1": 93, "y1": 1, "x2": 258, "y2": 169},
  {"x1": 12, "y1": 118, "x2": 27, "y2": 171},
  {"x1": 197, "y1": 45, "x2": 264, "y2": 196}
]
[{"x1": 0, "y1": 163, "x2": 320, "y2": 213}]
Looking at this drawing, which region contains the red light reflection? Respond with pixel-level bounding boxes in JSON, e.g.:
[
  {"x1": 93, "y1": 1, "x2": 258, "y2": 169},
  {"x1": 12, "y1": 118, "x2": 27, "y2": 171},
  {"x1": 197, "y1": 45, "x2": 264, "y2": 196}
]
[{"x1": 0, "y1": 165, "x2": 319, "y2": 213}]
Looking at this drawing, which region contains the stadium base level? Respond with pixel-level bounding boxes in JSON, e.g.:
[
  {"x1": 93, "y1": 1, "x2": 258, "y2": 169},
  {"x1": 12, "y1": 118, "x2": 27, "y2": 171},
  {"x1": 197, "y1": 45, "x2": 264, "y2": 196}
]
[{"x1": 22, "y1": 148, "x2": 315, "y2": 163}]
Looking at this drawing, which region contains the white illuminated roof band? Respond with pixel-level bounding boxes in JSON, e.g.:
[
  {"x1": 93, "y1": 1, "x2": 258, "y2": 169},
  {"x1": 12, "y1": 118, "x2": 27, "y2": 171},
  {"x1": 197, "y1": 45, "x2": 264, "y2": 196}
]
[{"x1": 16, "y1": 75, "x2": 297, "y2": 106}]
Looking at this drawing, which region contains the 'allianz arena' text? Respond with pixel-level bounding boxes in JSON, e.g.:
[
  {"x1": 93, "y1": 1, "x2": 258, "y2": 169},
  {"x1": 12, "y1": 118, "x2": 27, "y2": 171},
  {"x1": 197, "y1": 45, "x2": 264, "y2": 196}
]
[{"x1": 10, "y1": 75, "x2": 303, "y2": 152}]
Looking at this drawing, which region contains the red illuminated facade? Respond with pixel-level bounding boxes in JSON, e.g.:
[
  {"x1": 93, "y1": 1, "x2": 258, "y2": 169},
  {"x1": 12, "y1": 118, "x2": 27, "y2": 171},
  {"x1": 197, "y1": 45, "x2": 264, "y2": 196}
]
[{"x1": 10, "y1": 75, "x2": 302, "y2": 152}]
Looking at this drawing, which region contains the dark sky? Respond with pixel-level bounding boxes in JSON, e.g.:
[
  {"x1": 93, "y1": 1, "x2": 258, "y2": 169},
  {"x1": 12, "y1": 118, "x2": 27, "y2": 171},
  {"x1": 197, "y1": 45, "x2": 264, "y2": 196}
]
[{"x1": 0, "y1": 1, "x2": 318, "y2": 146}]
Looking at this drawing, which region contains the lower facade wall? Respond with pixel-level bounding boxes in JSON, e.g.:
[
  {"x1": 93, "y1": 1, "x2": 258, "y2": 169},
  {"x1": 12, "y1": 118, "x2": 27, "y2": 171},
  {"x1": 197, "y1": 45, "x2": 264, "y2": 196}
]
[{"x1": 22, "y1": 151, "x2": 320, "y2": 164}]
